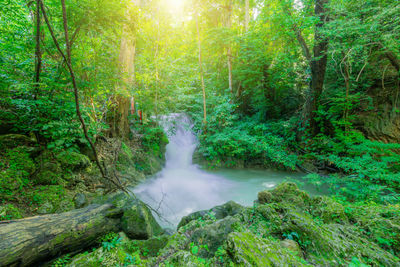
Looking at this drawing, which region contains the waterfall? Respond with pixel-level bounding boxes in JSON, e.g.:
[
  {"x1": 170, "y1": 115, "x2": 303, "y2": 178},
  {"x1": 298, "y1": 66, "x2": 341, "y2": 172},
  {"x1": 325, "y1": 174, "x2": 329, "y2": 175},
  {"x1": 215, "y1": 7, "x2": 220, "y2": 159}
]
[
  {"x1": 133, "y1": 113, "x2": 308, "y2": 228},
  {"x1": 133, "y1": 114, "x2": 233, "y2": 227}
]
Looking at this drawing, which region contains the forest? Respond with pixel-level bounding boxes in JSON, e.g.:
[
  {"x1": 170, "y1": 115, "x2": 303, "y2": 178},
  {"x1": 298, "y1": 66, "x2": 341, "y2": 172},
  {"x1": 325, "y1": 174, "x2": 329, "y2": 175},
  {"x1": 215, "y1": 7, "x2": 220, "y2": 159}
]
[{"x1": 0, "y1": 0, "x2": 400, "y2": 266}]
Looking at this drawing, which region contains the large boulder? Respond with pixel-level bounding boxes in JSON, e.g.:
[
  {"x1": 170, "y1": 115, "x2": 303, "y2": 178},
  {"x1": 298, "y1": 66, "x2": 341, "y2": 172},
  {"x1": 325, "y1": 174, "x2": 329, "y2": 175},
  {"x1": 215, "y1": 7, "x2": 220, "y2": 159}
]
[
  {"x1": 178, "y1": 201, "x2": 244, "y2": 229},
  {"x1": 226, "y1": 232, "x2": 308, "y2": 266},
  {"x1": 55, "y1": 151, "x2": 90, "y2": 171},
  {"x1": 95, "y1": 192, "x2": 163, "y2": 240},
  {"x1": 257, "y1": 182, "x2": 310, "y2": 205},
  {"x1": 188, "y1": 216, "x2": 242, "y2": 257}
]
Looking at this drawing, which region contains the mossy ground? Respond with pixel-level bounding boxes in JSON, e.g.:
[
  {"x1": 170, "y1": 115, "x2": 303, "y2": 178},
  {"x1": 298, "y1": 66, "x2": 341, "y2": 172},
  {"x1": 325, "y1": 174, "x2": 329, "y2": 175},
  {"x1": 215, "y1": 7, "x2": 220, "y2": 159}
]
[
  {"x1": 0, "y1": 129, "x2": 167, "y2": 221},
  {"x1": 62, "y1": 183, "x2": 400, "y2": 266}
]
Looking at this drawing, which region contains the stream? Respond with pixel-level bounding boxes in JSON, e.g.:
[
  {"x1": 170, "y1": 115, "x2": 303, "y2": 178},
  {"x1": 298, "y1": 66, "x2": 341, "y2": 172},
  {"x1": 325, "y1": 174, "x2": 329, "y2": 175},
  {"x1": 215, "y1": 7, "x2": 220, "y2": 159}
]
[{"x1": 133, "y1": 114, "x2": 317, "y2": 228}]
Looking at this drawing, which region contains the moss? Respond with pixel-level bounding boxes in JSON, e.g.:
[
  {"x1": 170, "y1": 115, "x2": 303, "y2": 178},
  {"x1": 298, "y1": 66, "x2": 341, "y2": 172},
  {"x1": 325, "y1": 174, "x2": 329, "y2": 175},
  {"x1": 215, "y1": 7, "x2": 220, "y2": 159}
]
[
  {"x1": 121, "y1": 202, "x2": 163, "y2": 239},
  {"x1": 118, "y1": 142, "x2": 134, "y2": 165},
  {"x1": 55, "y1": 151, "x2": 90, "y2": 171},
  {"x1": 0, "y1": 147, "x2": 36, "y2": 198},
  {"x1": 226, "y1": 232, "x2": 310, "y2": 266},
  {"x1": 0, "y1": 204, "x2": 22, "y2": 221},
  {"x1": 64, "y1": 183, "x2": 400, "y2": 266},
  {"x1": 310, "y1": 196, "x2": 348, "y2": 224},
  {"x1": 124, "y1": 235, "x2": 169, "y2": 258}
]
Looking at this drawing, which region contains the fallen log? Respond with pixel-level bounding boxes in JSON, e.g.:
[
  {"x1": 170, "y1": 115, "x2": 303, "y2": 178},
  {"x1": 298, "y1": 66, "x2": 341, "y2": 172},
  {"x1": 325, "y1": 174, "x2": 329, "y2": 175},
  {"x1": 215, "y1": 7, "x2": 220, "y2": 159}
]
[{"x1": 0, "y1": 203, "x2": 123, "y2": 267}]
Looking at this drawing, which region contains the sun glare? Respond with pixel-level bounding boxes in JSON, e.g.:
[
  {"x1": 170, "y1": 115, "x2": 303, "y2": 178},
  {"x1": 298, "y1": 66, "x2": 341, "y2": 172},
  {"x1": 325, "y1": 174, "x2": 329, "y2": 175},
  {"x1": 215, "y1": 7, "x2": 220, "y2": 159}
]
[{"x1": 165, "y1": 0, "x2": 185, "y2": 13}]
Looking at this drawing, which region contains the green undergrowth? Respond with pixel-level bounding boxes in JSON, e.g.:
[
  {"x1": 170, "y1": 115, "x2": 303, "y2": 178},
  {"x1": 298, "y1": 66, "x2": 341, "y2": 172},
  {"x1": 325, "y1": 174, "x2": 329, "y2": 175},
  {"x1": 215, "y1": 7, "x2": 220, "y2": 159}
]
[
  {"x1": 65, "y1": 183, "x2": 400, "y2": 266},
  {"x1": 0, "y1": 120, "x2": 168, "y2": 220},
  {"x1": 190, "y1": 105, "x2": 400, "y2": 203},
  {"x1": 190, "y1": 103, "x2": 298, "y2": 170},
  {"x1": 300, "y1": 130, "x2": 400, "y2": 203}
]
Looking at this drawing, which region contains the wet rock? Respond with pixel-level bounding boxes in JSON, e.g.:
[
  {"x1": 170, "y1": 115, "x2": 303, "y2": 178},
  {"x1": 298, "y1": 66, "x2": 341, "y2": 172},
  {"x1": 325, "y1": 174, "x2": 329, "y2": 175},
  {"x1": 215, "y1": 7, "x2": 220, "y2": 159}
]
[
  {"x1": 74, "y1": 193, "x2": 87, "y2": 208},
  {"x1": 178, "y1": 201, "x2": 244, "y2": 229},
  {"x1": 37, "y1": 201, "x2": 54, "y2": 214}
]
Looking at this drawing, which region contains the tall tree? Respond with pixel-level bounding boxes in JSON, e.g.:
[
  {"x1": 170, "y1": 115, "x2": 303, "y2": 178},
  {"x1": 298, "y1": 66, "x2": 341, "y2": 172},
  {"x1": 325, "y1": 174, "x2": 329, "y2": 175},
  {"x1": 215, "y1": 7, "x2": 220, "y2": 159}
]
[
  {"x1": 196, "y1": 12, "x2": 207, "y2": 125},
  {"x1": 302, "y1": 0, "x2": 330, "y2": 136},
  {"x1": 34, "y1": 0, "x2": 41, "y2": 99},
  {"x1": 226, "y1": 0, "x2": 233, "y2": 96}
]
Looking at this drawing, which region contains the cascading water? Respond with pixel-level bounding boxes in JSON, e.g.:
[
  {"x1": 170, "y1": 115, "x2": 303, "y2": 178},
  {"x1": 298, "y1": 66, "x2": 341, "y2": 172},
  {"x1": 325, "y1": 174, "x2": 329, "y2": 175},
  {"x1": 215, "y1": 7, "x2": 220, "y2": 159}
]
[{"x1": 133, "y1": 114, "x2": 308, "y2": 228}]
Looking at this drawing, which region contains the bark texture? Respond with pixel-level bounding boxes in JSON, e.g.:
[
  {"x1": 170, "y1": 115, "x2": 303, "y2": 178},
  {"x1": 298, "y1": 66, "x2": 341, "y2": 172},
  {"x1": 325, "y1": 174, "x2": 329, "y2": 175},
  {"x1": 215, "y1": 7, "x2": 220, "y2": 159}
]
[
  {"x1": 0, "y1": 204, "x2": 123, "y2": 267},
  {"x1": 303, "y1": 0, "x2": 330, "y2": 135}
]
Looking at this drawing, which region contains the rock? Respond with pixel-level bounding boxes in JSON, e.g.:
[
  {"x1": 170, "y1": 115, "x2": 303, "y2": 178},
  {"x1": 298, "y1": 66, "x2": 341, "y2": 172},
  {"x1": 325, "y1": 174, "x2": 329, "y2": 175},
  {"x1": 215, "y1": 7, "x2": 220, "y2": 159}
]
[
  {"x1": 310, "y1": 196, "x2": 348, "y2": 224},
  {"x1": 95, "y1": 192, "x2": 163, "y2": 239},
  {"x1": 257, "y1": 182, "x2": 310, "y2": 206},
  {"x1": 37, "y1": 201, "x2": 54, "y2": 214},
  {"x1": 55, "y1": 151, "x2": 90, "y2": 171},
  {"x1": 281, "y1": 239, "x2": 302, "y2": 257},
  {"x1": 34, "y1": 161, "x2": 62, "y2": 185},
  {"x1": 121, "y1": 201, "x2": 163, "y2": 239},
  {"x1": 74, "y1": 193, "x2": 87, "y2": 208},
  {"x1": 125, "y1": 235, "x2": 169, "y2": 257},
  {"x1": 189, "y1": 216, "x2": 242, "y2": 257},
  {"x1": 257, "y1": 190, "x2": 273, "y2": 204},
  {"x1": 178, "y1": 201, "x2": 244, "y2": 229},
  {"x1": 56, "y1": 199, "x2": 74, "y2": 213},
  {"x1": 163, "y1": 228, "x2": 175, "y2": 236},
  {"x1": 226, "y1": 232, "x2": 308, "y2": 266}
]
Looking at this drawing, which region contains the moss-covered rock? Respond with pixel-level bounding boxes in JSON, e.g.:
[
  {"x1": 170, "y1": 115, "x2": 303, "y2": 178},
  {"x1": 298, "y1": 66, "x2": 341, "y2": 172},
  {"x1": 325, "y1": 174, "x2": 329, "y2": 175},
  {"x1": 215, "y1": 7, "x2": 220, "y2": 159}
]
[
  {"x1": 258, "y1": 182, "x2": 310, "y2": 206},
  {"x1": 62, "y1": 183, "x2": 400, "y2": 267},
  {"x1": 34, "y1": 161, "x2": 62, "y2": 185},
  {"x1": 226, "y1": 232, "x2": 309, "y2": 266},
  {"x1": 281, "y1": 239, "x2": 303, "y2": 257},
  {"x1": 95, "y1": 192, "x2": 163, "y2": 240},
  {"x1": 121, "y1": 201, "x2": 163, "y2": 240},
  {"x1": 310, "y1": 196, "x2": 348, "y2": 224},
  {"x1": 178, "y1": 200, "x2": 244, "y2": 229},
  {"x1": 55, "y1": 151, "x2": 90, "y2": 171},
  {"x1": 188, "y1": 216, "x2": 242, "y2": 257},
  {"x1": 124, "y1": 235, "x2": 169, "y2": 257},
  {"x1": 37, "y1": 201, "x2": 54, "y2": 214}
]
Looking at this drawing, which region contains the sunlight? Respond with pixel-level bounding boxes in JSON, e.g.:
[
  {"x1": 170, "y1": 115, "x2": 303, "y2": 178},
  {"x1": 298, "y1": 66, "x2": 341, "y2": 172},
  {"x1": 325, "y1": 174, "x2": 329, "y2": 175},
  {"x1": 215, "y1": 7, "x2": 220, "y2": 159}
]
[{"x1": 165, "y1": 0, "x2": 185, "y2": 13}]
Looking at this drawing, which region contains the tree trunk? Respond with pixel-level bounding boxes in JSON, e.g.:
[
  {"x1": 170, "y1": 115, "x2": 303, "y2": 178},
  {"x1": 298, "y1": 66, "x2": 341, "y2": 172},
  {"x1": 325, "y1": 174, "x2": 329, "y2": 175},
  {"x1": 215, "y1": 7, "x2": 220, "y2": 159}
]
[
  {"x1": 303, "y1": 0, "x2": 329, "y2": 136},
  {"x1": 196, "y1": 13, "x2": 207, "y2": 125},
  {"x1": 227, "y1": 1, "x2": 233, "y2": 95},
  {"x1": 34, "y1": 0, "x2": 42, "y2": 98},
  {"x1": 0, "y1": 204, "x2": 123, "y2": 267},
  {"x1": 245, "y1": 0, "x2": 249, "y2": 31}
]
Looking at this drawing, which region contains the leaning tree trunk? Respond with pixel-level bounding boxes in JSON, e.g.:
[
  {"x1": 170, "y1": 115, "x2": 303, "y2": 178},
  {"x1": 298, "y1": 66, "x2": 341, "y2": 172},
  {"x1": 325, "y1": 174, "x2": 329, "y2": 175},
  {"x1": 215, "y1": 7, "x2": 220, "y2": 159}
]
[{"x1": 0, "y1": 204, "x2": 123, "y2": 267}]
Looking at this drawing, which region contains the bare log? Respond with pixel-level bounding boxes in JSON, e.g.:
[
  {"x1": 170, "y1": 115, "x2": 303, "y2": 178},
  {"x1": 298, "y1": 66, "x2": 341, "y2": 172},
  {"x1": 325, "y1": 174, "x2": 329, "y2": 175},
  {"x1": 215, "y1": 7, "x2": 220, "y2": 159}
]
[{"x1": 0, "y1": 204, "x2": 123, "y2": 267}]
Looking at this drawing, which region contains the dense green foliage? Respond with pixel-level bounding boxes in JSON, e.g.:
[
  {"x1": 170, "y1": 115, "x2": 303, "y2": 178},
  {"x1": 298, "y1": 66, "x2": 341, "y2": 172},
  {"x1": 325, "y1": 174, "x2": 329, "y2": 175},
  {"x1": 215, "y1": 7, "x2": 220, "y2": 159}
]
[{"x1": 1, "y1": 0, "x2": 400, "y2": 265}]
